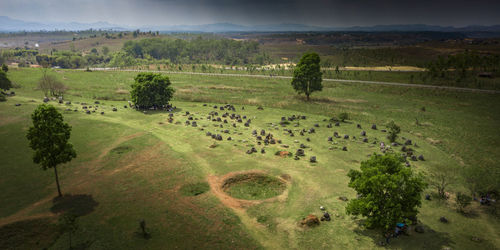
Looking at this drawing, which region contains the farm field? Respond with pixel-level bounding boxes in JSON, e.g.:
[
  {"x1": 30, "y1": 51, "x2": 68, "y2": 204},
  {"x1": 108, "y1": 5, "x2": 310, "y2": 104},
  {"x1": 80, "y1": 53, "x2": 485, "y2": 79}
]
[{"x1": 1, "y1": 68, "x2": 499, "y2": 249}]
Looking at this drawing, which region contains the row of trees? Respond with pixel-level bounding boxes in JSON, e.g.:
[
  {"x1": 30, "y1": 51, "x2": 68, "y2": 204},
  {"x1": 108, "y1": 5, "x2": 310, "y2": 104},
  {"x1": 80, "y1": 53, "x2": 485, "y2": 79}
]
[{"x1": 121, "y1": 36, "x2": 265, "y2": 65}]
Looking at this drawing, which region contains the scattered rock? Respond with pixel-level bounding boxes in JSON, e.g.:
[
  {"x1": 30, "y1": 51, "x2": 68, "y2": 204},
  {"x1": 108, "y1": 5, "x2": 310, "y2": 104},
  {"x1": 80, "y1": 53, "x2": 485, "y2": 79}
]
[
  {"x1": 360, "y1": 131, "x2": 366, "y2": 136},
  {"x1": 405, "y1": 139, "x2": 412, "y2": 145},
  {"x1": 112, "y1": 107, "x2": 117, "y2": 112},
  {"x1": 470, "y1": 236, "x2": 482, "y2": 243},
  {"x1": 362, "y1": 138, "x2": 368, "y2": 143},
  {"x1": 418, "y1": 155, "x2": 425, "y2": 161},
  {"x1": 310, "y1": 156, "x2": 317, "y2": 163},
  {"x1": 344, "y1": 135, "x2": 349, "y2": 139},
  {"x1": 439, "y1": 217, "x2": 448, "y2": 223},
  {"x1": 357, "y1": 124, "x2": 362, "y2": 129},
  {"x1": 342, "y1": 146, "x2": 347, "y2": 151},
  {"x1": 338, "y1": 196, "x2": 348, "y2": 201},
  {"x1": 371, "y1": 124, "x2": 377, "y2": 130},
  {"x1": 14, "y1": 103, "x2": 21, "y2": 106}
]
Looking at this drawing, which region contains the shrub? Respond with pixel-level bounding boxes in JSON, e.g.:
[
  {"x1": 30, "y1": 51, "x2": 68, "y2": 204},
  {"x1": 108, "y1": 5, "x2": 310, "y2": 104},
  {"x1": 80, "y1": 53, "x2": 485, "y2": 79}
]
[
  {"x1": 339, "y1": 112, "x2": 349, "y2": 122},
  {"x1": 456, "y1": 192, "x2": 472, "y2": 213},
  {"x1": 387, "y1": 121, "x2": 401, "y2": 143}
]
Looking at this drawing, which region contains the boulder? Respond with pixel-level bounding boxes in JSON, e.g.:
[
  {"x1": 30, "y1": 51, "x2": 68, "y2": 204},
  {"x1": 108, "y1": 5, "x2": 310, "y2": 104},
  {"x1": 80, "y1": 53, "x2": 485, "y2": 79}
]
[
  {"x1": 227, "y1": 137, "x2": 232, "y2": 141},
  {"x1": 439, "y1": 217, "x2": 448, "y2": 223},
  {"x1": 418, "y1": 155, "x2": 425, "y2": 161},
  {"x1": 357, "y1": 124, "x2": 362, "y2": 129},
  {"x1": 335, "y1": 122, "x2": 340, "y2": 126},
  {"x1": 342, "y1": 146, "x2": 347, "y2": 151},
  {"x1": 309, "y1": 156, "x2": 316, "y2": 162},
  {"x1": 85, "y1": 110, "x2": 91, "y2": 114},
  {"x1": 43, "y1": 97, "x2": 49, "y2": 103},
  {"x1": 328, "y1": 136, "x2": 333, "y2": 142},
  {"x1": 314, "y1": 124, "x2": 319, "y2": 127},
  {"x1": 360, "y1": 131, "x2": 366, "y2": 136},
  {"x1": 296, "y1": 149, "x2": 305, "y2": 156},
  {"x1": 338, "y1": 196, "x2": 349, "y2": 201},
  {"x1": 411, "y1": 155, "x2": 418, "y2": 161},
  {"x1": 333, "y1": 132, "x2": 339, "y2": 138},
  {"x1": 112, "y1": 107, "x2": 117, "y2": 112},
  {"x1": 362, "y1": 138, "x2": 368, "y2": 143},
  {"x1": 344, "y1": 135, "x2": 349, "y2": 139},
  {"x1": 405, "y1": 139, "x2": 412, "y2": 145},
  {"x1": 14, "y1": 103, "x2": 21, "y2": 106},
  {"x1": 371, "y1": 124, "x2": 377, "y2": 130},
  {"x1": 100, "y1": 112, "x2": 104, "y2": 115},
  {"x1": 415, "y1": 225, "x2": 425, "y2": 233},
  {"x1": 261, "y1": 148, "x2": 265, "y2": 154}
]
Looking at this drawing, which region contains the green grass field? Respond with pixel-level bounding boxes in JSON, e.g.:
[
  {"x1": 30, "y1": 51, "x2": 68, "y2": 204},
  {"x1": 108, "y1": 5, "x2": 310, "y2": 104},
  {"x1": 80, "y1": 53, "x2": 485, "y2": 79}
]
[{"x1": 1, "y1": 68, "x2": 499, "y2": 249}]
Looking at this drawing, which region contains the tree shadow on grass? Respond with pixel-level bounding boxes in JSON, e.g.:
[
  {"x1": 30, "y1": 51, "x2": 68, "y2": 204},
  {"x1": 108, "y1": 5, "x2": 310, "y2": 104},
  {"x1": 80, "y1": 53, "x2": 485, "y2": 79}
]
[
  {"x1": 353, "y1": 222, "x2": 455, "y2": 249},
  {"x1": 51, "y1": 194, "x2": 99, "y2": 217},
  {"x1": 0, "y1": 217, "x2": 61, "y2": 250}
]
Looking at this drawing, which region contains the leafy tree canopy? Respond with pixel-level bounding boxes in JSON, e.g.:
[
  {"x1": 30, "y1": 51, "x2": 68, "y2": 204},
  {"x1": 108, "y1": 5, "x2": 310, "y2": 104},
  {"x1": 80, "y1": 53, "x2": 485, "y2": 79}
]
[
  {"x1": 0, "y1": 70, "x2": 12, "y2": 91},
  {"x1": 130, "y1": 73, "x2": 175, "y2": 109},
  {"x1": 346, "y1": 153, "x2": 426, "y2": 230},
  {"x1": 26, "y1": 104, "x2": 76, "y2": 196},
  {"x1": 291, "y1": 52, "x2": 323, "y2": 100}
]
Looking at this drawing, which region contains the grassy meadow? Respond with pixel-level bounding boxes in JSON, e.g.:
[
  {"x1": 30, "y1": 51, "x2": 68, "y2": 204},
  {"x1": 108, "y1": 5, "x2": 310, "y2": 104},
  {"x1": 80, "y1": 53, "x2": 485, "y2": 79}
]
[{"x1": 0, "y1": 67, "x2": 499, "y2": 249}]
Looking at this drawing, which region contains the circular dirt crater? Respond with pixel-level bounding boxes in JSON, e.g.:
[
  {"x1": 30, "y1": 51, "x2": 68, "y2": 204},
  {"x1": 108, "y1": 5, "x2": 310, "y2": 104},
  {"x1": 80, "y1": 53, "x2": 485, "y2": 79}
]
[{"x1": 221, "y1": 172, "x2": 287, "y2": 200}]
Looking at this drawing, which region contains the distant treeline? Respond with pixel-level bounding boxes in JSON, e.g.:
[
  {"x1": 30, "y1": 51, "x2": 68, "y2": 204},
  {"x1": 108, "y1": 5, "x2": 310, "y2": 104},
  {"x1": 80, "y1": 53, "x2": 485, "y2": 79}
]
[
  {"x1": 426, "y1": 52, "x2": 500, "y2": 79},
  {"x1": 119, "y1": 37, "x2": 268, "y2": 65}
]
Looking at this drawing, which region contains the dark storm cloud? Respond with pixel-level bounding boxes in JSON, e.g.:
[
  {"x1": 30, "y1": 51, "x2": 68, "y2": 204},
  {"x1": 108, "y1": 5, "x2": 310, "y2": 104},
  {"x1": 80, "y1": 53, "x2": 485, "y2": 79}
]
[{"x1": 1, "y1": 0, "x2": 499, "y2": 26}]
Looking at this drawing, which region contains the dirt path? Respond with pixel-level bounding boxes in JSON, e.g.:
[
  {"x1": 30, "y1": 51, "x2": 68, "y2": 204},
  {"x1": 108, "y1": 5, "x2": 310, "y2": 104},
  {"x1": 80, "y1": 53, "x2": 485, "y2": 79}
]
[{"x1": 87, "y1": 68, "x2": 500, "y2": 94}]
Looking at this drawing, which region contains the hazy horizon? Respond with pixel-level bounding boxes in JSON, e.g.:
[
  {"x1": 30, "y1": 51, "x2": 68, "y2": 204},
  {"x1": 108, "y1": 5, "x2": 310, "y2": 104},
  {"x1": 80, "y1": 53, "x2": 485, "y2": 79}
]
[{"x1": 1, "y1": 0, "x2": 500, "y2": 27}]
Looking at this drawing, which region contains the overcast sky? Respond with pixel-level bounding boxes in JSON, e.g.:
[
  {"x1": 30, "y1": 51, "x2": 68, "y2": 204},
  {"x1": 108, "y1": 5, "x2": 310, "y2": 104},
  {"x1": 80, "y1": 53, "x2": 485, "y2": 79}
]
[{"x1": 1, "y1": 0, "x2": 499, "y2": 27}]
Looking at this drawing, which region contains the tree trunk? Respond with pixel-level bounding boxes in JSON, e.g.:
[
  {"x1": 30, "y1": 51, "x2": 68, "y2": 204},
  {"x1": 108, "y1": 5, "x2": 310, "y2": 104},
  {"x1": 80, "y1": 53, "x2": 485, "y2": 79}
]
[{"x1": 54, "y1": 166, "x2": 62, "y2": 197}]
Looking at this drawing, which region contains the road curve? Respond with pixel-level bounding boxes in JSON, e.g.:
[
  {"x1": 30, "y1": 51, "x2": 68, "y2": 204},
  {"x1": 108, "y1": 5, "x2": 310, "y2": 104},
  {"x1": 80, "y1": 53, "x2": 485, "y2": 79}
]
[{"x1": 87, "y1": 68, "x2": 500, "y2": 94}]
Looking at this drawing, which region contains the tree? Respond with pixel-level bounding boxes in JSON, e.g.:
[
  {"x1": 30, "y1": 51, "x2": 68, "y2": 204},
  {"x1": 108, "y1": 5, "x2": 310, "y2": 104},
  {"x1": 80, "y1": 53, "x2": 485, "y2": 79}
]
[
  {"x1": 26, "y1": 104, "x2": 76, "y2": 197},
  {"x1": 130, "y1": 73, "x2": 175, "y2": 109},
  {"x1": 37, "y1": 69, "x2": 67, "y2": 97},
  {"x1": 387, "y1": 121, "x2": 401, "y2": 143},
  {"x1": 291, "y1": 53, "x2": 323, "y2": 101},
  {"x1": 2, "y1": 63, "x2": 8, "y2": 72},
  {"x1": 59, "y1": 213, "x2": 79, "y2": 249},
  {"x1": 346, "y1": 153, "x2": 427, "y2": 230},
  {"x1": 429, "y1": 172, "x2": 453, "y2": 199},
  {"x1": 102, "y1": 46, "x2": 110, "y2": 56},
  {"x1": 0, "y1": 70, "x2": 12, "y2": 91}
]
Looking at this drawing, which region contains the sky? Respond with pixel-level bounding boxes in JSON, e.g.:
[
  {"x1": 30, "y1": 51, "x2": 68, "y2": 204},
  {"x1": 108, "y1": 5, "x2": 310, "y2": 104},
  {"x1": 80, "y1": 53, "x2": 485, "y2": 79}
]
[{"x1": 1, "y1": 0, "x2": 499, "y2": 27}]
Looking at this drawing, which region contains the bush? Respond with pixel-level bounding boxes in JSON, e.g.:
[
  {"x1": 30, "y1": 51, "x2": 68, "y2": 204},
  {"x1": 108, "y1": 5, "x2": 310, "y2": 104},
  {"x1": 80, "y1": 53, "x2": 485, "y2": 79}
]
[
  {"x1": 130, "y1": 73, "x2": 174, "y2": 109},
  {"x1": 387, "y1": 121, "x2": 401, "y2": 143},
  {"x1": 0, "y1": 92, "x2": 6, "y2": 102},
  {"x1": 456, "y1": 192, "x2": 472, "y2": 213},
  {"x1": 339, "y1": 112, "x2": 349, "y2": 122}
]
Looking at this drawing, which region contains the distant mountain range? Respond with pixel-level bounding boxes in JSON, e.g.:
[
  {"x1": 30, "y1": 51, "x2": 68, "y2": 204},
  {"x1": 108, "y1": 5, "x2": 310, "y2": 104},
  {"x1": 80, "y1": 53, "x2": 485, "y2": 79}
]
[{"x1": 1, "y1": 16, "x2": 500, "y2": 33}]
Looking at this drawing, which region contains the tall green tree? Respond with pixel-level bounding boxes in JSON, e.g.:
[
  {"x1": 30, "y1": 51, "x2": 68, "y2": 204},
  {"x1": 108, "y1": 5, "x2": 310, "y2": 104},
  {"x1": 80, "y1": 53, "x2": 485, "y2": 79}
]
[
  {"x1": 27, "y1": 104, "x2": 76, "y2": 197},
  {"x1": 291, "y1": 52, "x2": 323, "y2": 101},
  {"x1": 346, "y1": 153, "x2": 426, "y2": 231},
  {"x1": 130, "y1": 73, "x2": 175, "y2": 109},
  {"x1": 0, "y1": 70, "x2": 12, "y2": 91}
]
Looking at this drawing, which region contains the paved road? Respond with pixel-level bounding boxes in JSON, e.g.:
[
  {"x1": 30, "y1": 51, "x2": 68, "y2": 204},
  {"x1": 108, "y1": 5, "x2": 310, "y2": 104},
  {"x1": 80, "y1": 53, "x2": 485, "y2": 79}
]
[{"x1": 88, "y1": 68, "x2": 500, "y2": 94}]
